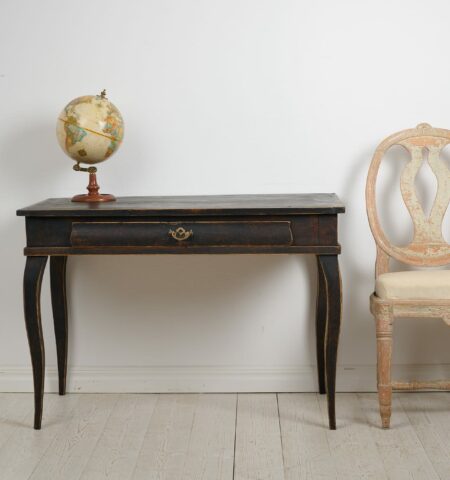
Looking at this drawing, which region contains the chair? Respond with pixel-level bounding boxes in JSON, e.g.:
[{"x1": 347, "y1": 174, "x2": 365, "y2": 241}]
[{"x1": 366, "y1": 123, "x2": 450, "y2": 428}]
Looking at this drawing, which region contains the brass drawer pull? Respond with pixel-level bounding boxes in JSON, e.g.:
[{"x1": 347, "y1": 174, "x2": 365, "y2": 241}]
[{"x1": 169, "y1": 227, "x2": 193, "y2": 241}]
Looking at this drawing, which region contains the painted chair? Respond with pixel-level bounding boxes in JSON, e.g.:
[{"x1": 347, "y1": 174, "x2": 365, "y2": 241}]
[{"x1": 366, "y1": 123, "x2": 450, "y2": 428}]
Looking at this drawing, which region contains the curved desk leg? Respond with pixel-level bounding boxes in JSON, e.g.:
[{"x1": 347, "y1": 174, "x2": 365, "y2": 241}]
[
  {"x1": 318, "y1": 254, "x2": 342, "y2": 430},
  {"x1": 50, "y1": 256, "x2": 68, "y2": 396},
  {"x1": 23, "y1": 256, "x2": 48, "y2": 429},
  {"x1": 315, "y1": 256, "x2": 327, "y2": 394}
]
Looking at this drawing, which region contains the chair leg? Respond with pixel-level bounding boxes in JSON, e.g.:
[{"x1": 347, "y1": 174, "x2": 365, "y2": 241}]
[{"x1": 374, "y1": 305, "x2": 393, "y2": 429}]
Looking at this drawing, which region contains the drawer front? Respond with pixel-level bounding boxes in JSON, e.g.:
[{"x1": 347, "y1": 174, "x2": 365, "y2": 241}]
[{"x1": 70, "y1": 221, "x2": 293, "y2": 247}]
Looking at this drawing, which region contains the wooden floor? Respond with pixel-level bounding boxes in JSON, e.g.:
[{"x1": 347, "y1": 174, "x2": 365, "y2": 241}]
[{"x1": 0, "y1": 393, "x2": 448, "y2": 479}]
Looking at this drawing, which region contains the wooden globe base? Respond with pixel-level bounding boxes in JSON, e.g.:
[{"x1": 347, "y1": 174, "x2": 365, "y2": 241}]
[
  {"x1": 71, "y1": 172, "x2": 116, "y2": 203},
  {"x1": 72, "y1": 193, "x2": 116, "y2": 202}
]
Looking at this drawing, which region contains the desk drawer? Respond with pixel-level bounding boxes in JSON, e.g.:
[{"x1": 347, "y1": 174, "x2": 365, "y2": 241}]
[{"x1": 70, "y1": 221, "x2": 293, "y2": 247}]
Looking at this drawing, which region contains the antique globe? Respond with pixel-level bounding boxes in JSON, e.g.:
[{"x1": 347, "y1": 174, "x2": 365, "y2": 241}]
[{"x1": 56, "y1": 90, "x2": 124, "y2": 202}]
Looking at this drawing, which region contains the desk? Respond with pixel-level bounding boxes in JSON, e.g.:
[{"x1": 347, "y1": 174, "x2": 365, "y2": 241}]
[{"x1": 17, "y1": 194, "x2": 345, "y2": 429}]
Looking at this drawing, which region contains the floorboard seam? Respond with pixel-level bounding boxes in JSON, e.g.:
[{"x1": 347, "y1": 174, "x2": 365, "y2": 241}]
[
  {"x1": 231, "y1": 394, "x2": 238, "y2": 480},
  {"x1": 128, "y1": 393, "x2": 161, "y2": 480},
  {"x1": 75, "y1": 394, "x2": 120, "y2": 480},
  {"x1": 276, "y1": 393, "x2": 286, "y2": 476}
]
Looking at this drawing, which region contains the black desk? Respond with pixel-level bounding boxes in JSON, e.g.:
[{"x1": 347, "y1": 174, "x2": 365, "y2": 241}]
[{"x1": 17, "y1": 194, "x2": 345, "y2": 429}]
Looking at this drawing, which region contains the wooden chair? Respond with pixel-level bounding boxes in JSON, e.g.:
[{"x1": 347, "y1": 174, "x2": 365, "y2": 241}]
[{"x1": 366, "y1": 123, "x2": 450, "y2": 428}]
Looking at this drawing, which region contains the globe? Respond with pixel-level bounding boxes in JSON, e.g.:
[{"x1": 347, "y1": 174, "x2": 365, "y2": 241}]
[
  {"x1": 56, "y1": 91, "x2": 124, "y2": 202},
  {"x1": 56, "y1": 90, "x2": 124, "y2": 165}
]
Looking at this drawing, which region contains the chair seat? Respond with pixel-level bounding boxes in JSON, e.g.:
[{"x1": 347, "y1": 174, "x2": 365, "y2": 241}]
[{"x1": 376, "y1": 270, "x2": 450, "y2": 300}]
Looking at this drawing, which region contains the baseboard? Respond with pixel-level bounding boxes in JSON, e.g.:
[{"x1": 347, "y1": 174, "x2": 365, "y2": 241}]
[{"x1": 1, "y1": 364, "x2": 450, "y2": 393}]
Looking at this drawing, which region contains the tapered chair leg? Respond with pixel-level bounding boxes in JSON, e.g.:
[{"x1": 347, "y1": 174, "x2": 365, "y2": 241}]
[{"x1": 375, "y1": 305, "x2": 393, "y2": 429}]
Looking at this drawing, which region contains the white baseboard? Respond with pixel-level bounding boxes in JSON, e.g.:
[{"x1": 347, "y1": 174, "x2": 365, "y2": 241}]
[{"x1": 1, "y1": 364, "x2": 450, "y2": 393}]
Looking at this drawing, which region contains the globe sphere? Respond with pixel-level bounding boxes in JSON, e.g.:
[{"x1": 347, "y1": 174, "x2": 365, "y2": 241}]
[{"x1": 56, "y1": 92, "x2": 124, "y2": 165}]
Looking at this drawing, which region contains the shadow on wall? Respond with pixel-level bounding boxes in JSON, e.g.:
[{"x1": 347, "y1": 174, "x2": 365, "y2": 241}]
[{"x1": 338, "y1": 147, "x2": 377, "y2": 363}]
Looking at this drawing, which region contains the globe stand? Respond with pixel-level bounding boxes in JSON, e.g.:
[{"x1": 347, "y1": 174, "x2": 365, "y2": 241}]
[{"x1": 71, "y1": 164, "x2": 116, "y2": 203}]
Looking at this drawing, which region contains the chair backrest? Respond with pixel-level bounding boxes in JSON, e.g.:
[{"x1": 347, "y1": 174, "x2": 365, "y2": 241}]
[{"x1": 366, "y1": 123, "x2": 450, "y2": 276}]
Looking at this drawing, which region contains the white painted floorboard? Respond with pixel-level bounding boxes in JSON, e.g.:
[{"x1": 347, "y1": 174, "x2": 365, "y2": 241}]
[
  {"x1": 278, "y1": 393, "x2": 336, "y2": 479},
  {"x1": 358, "y1": 393, "x2": 440, "y2": 480},
  {"x1": 0, "y1": 393, "x2": 448, "y2": 480},
  {"x1": 234, "y1": 394, "x2": 285, "y2": 480},
  {"x1": 79, "y1": 394, "x2": 158, "y2": 480},
  {"x1": 317, "y1": 393, "x2": 387, "y2": 480},
  {"x1": 398, "y1": 393, "x2": 450, "y2": 480},
  {"x1": 131, "y1": 394, "x2": 236, "y2": 480}
]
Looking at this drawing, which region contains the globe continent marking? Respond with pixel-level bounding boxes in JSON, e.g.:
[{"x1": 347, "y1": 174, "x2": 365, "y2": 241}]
[{"x1": 56, "y1": 94, "x2": 124, "y2": 165}]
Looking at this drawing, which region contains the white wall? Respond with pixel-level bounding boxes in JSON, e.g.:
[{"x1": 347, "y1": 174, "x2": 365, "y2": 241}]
[{"x1": 1, "y1": 0, "x2": 450, "y2": 392}]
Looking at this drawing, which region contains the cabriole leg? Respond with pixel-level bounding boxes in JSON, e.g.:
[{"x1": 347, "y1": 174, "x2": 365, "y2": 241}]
[
  {"x1": 50, "y1": 256, "x2": 68, "y2": 396},
  {"x1": 315, "y1": 255, "x2": 327, "y2": 394},
  {"x1": 318, "y1": 255, "x2": 342, "y2": 430},
  {"x1": 23, "y1": 256, "x2": 48, "y2": 429}
]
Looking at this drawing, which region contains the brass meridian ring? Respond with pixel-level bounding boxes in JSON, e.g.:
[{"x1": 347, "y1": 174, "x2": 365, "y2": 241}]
[{"x1": 57, "y1": 118, "x2": 122, "y2": 143}]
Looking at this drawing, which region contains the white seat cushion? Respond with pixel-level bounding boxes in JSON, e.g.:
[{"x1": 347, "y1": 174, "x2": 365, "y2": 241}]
[{"x1": 376, "y1": 270, "x2": 450, "y2": 300}]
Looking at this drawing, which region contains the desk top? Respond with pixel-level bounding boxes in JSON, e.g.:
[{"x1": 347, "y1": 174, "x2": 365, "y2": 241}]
[{"x1": 17, "y1": 193, "x2": 345, "y2": 217}]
